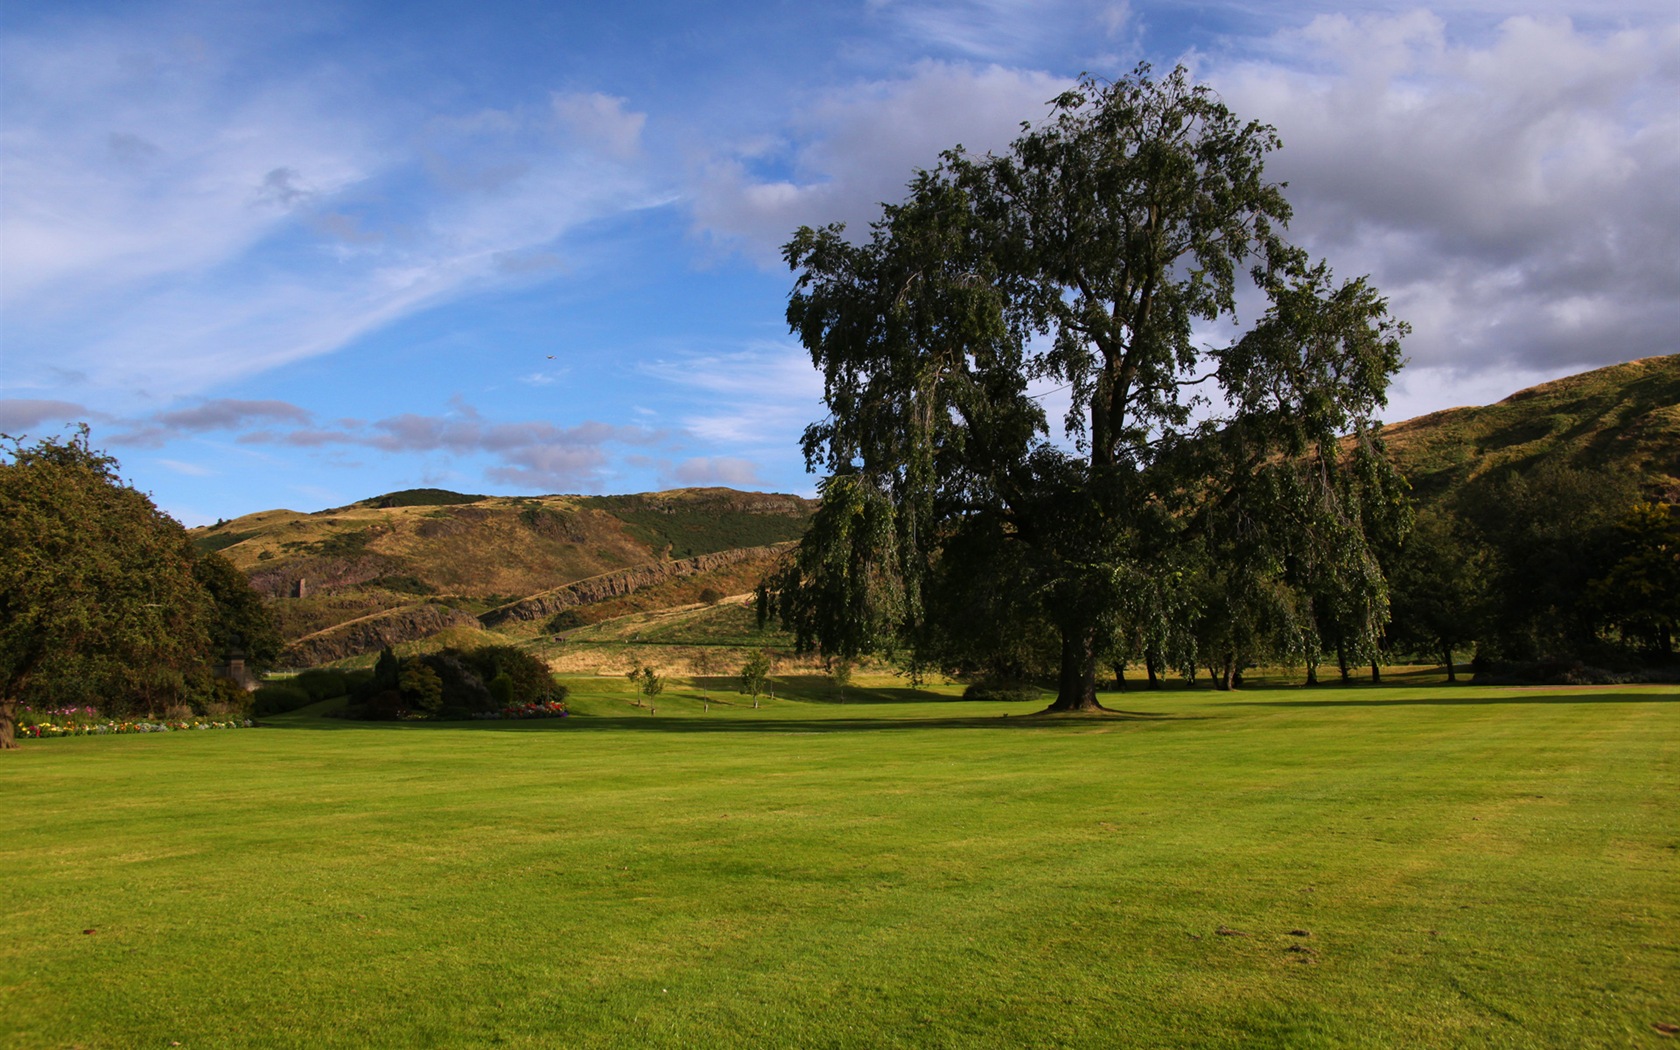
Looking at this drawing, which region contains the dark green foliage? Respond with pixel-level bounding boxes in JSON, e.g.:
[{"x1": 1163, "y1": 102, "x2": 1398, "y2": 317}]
[
  {"x1": 250, "y1": 683, "x2": 313, "y2": 717},
  {"x1": 343, "y1": 644, "x2": 560, "y2": 720},
  {"x1": 399, "y1": 663, "x2": 445, "y2": 715},
  {"x1": 698, "y1": 587, "x2": 724, "y2": 606},
  {"x1": 960, "y1": 679, "x2": 1042, "y2": 702},
  {"x1": 1459, "y1": 464, "x2": 1638, "y2": 660},
  {"x1": 546, "y1": 609, "x2": 588, "y2": 632},
  {"x1": 293, "y1": 668, "x2": 350, "y2": 702},
  {"x1": 1588, "y1": 502, "x2": 1680, "y2": 656},
  {"x1": 362, "y1": 489, "x2": 487, "y2": 508},
  {"x1": 1384, "y1": 508, "x2": 1490, "y2": 680},
  {"x1": 369, "y1": 574, "x2": 436, "y2": 596},
  {"x1": 461, "y1": 645, "x2": 561, "y2": 706},
  {"x1": 739, "y1": 650, "x2": 771, "y2": 700},
  {"x1": 193, "y1": 549, "x2": 282, "y2": 668},
  {"x1": 2, "y1": 427, "x2": 215, "y2": 745},
  {"x1": 584, "y1": 494, "x2": 813, "y2": 558},
  {"x1": 772, "y1": 65, "x2": 1405, "y2": 709}
]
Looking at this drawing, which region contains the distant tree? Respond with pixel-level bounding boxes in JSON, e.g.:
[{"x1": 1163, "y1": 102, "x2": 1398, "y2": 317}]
[
  {"x1": 399, "y1": 662, "x2": 444, "y2": 715},
  {"x1": 1589, "y1": 501, "x2": 1680, "y2": 656},
  {"x1": 1385, "y1": 507, "x2": 1490, "y2": 680},
  {"x1": 1, "y1": 428, "x2": 213, "y2": 747},
  {"x1": 828, "y1": 656, "x2": 853, "y2": 703},
  {"x1": 739, "y1": 650, "x2": 771, "y2": 704},
  {"x1": 627, "y1": 663, "x2": 664, "y2": 702},
  {"x1": 1461, "y1": 465, "x2": 1638, "y2": 659}
]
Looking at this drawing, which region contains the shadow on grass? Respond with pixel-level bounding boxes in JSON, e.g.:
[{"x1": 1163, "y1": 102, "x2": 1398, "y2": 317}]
[
  {"x1": 1232, "y1": 690, "x2": 1680, "y2": 708},
  {"x1": 260, "y1": 707, "x2": 1190, "y2": 734}
]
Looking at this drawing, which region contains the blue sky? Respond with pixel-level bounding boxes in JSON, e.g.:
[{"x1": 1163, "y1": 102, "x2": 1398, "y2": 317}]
[{"x1": 3, "y1": 0, "x2": 1676, "y2": 524}]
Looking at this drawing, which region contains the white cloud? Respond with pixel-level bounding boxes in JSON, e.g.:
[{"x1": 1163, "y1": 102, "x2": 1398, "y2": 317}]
[
  {"x1": 662, "y1": 456, "x2": 764, "y2": 488},
  {"x1": 642, "y1": 344, "x2": 826, "y2": 454},
  {"x1": 552, "y1": 92, "x2": 647, "y2": 161},
  {"x1": 0, "y1": 11, "x2": 667, "y2": 399},
  {"x1": 1207, "y1": 13, "x2": 1680, "y2": 377},
  {"x1": 690, "y1": 62, "x2": 1071, "y2": 261}
]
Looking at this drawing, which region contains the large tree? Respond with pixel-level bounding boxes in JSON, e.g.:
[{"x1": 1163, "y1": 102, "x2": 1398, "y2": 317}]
[
  {"x1": 1, "y1": 429, "x2": 214, "y2": 747},
  {"x1": 773, "y1": 66, "x2": 1406, "y2": 710}
]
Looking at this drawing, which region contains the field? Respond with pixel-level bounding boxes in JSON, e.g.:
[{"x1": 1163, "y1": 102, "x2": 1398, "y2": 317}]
[{"x1": 3, "y1": 677, "x2": 1676, "y2": 1048}]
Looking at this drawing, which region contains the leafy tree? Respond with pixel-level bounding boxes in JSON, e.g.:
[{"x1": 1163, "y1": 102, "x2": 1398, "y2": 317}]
[
  {"x1": 626, "y1": 663, "x2": 664, "y2": 702},
  {"x1": 1385, "y1": 507, "x2": 1490, "y2": 680},
  {"x1": 773, "y1": 65, "x2": 1405, "y2": 709},
  {"x1": 399, "y1": 662, "x2": 444, "y2": 715},
  {"x1": 739, "y1": 650, "x2": 771, "y2": 704},
  {"x1": 1460, "y1": 464, "x2": 1638, "y2": 660},
  {"x1": 1589, "y1": 501, "x2": 1680, "y2": 656},
  {"x1": 1, "y1": 428, "x2": 213, "y2": 747},
  {"x1": 193, "y1": 549, "x2": 282, "y2": 668}
]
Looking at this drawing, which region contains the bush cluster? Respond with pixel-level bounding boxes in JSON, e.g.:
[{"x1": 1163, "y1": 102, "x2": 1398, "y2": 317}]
[{"x1": 342, "y1": 645, "x2": 565, "y2": 721}]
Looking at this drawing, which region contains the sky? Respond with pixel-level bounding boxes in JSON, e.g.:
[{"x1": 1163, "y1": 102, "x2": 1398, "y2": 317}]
[{"x1": 2, "y1": 0, "x2": 1676, "y2": 525}]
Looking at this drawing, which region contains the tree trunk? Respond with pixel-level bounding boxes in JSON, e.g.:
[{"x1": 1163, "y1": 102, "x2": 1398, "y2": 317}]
[
  {"x1": 1044, "y1": 625, "x2": 1103, "y2": 711},
  {"x1": 1232, "y1": 665, "x2": 1245, "y2": 689},
  {"x1": 1442, "y1": 645, "x2": 1456, "y2": 683},
  {"x1": 0, "y1": 700, "x2": 17, "y2": 750},
  {"x1": 1369, "y1": 660, "x2": 1382, "y2": 684},
  {"x1": 1145, "y1": 650, "x2": 1161, "y2": 690},
  {"x1": 1305, "y1": 663, "x2": 1319, "y2": 686},
  {"x1": 1337, "y1": 647, "x2": 1350, "y2": 684},
  {"x1": 1112, "y1": 662, "x2": 1126, "y2": 693}
]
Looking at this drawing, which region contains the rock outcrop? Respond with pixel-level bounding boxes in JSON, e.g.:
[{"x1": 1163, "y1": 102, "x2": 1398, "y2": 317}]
[
  {"x1": 479, "y1": 543, "x2": 792, "y2": 628},
  {"x1": 280, "y1": 602, "x2": 482, "y2": 667}
]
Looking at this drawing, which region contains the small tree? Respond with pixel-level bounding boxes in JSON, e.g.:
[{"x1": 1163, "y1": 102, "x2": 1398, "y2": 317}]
[
  {"x1": 828, "y1": 656, "x2": 853, "y2": 703},
  {"x1": 399, "y1": 663, "x2": 444, "y2": 715},
  {"x1": 626, "y1": 663, "x2": 664, "y2": 704},
  {"x1": 740, "y1": 650, "x2": 771, "y2": 706}
]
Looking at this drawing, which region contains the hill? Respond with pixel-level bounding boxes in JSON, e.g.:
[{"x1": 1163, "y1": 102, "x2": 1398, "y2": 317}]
[
  {"x1": 191, "y1": 487, "x2": 813, "y2": 663},
  {"x1": 1379, "y1": 354, "x2": 1680, "y2": 502}
]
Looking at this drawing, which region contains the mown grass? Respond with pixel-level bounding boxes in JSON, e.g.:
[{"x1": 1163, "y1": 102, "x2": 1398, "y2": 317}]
[{"x1": 2, "y1": 679, "x2": 1676, "y2": 1048}]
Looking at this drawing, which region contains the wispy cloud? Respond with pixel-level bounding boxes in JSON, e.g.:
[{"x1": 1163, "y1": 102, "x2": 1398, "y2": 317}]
[
  {"x1": 690, "y1": 61, "x2": 1070, "y2": 261},
  {"x1": 1, "y1": 12, "x2": 668, "y2": 399}
]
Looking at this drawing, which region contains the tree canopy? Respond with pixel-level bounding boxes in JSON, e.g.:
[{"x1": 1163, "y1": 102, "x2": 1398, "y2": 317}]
[
  {"x1": 0, "y1": 428, "x2": 278, "y2": 747},
  {"x1": 768, "y1": 65, "x2": 1408, "y2": 709}
]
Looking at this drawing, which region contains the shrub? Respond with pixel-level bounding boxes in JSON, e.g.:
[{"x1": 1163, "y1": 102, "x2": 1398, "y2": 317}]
[
  {"x1": 463, "y1": 645, "x2": 562, "y2": 706},
  {"x1": 698, "y1": 587, "x2": 724, "y2": 606},
  {"x1": 251, "y1": 683, "x2": 313, "y2": 716},
  {"x1": 546, "y1": 609, "x2": 587, "y2": 632},
  {"x1": 294, "y1": 668, "x2": 350, "y2": 702},
  {"x1": 962, "y1": 679, "x2": 1043, "y2": 703}
]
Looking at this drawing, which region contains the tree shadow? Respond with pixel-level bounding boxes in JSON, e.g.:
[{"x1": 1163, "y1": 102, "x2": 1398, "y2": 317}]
[
  {"x1": 1231, "y1": 690, "x2": 1679, "y2": 708},
  {"x1": 261, "y1": 708, "x2": 1191, "y2": 734}
]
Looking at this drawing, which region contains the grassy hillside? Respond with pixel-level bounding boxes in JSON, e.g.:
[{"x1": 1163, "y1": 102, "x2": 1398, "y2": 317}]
[
  {"x1": 189, "y1": 488, "x2": 813, "y2": 662},
  {"x1": 1382, "y1": 353, "x2": 1680, "y2": 501},
  {"x1": 5, "y1": 681, "x2": 1675, "y2": 1047}
]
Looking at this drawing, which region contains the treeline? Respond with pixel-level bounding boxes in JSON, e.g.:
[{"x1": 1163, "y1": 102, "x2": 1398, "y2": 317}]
[{"x1": 1386, "y1": 465, "x2": 1677, "y2": 682}]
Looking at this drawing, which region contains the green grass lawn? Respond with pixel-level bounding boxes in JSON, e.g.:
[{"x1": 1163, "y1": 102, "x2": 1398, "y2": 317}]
[{"x1": 3, "y1": 678, "x2": 1676, "y2": 1048}]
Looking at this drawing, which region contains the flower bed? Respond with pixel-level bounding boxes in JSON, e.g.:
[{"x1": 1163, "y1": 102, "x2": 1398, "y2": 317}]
[
  {"x1": 15, "y1": 719, "x2": 256, "y2": 738},
  {"x1": 471, "y1": 700, "x2": 569, "y2": 720}
]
